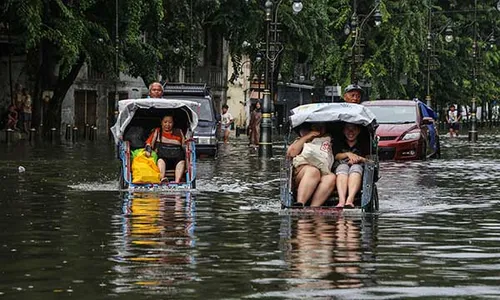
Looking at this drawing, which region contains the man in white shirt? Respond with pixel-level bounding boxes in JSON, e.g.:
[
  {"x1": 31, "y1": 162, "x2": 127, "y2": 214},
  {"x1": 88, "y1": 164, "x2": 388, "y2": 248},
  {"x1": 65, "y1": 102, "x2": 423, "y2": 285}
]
[
  {"x1": 221, "y1": 104, "x2": 234, "y2": 143},
  {"x1": 446, "y1": 104, "x2": 461, "y2": 137}
]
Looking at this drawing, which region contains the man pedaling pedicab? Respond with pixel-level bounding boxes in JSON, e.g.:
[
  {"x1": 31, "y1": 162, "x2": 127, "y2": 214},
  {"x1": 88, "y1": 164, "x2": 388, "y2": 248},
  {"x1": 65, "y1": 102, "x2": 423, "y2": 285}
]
[{"x1": 144, "y1": 114, "x2": 186, "y2": 183}]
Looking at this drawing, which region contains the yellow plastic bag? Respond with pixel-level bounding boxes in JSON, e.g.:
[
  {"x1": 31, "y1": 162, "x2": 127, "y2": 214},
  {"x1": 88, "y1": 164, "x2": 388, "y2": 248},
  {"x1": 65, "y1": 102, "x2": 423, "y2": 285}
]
[{"x1": 131, "y1": 150, "x2": 161, "y2": 184}]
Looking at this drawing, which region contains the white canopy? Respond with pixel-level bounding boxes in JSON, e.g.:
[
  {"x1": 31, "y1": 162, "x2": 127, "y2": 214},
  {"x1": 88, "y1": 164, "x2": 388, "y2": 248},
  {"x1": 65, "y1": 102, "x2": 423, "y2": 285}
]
[
  {"x1": 110, "y1": 98, "x2": 200, "y2": 144},
  {"x1": 289, "y1": 103, "x2": 377, "y2": 129}
]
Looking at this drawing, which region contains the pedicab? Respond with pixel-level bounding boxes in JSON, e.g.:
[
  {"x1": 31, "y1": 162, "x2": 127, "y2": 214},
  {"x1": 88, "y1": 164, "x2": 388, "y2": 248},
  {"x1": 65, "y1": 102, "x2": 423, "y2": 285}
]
[
  {"x1": 280, "y1": 102, "x2": 380, "y2": 212},
  {"x1": 110, "y1": 98, "x2": 199, "y2": 190}
]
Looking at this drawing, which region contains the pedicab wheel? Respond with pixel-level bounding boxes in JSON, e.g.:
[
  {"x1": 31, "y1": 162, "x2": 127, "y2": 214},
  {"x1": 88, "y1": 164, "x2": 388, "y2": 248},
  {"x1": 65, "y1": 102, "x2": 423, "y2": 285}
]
[
  {"x1": 420, "y1": 143, "x2": 427, "y2": 161},
  {"x1": 364, "y1": 184, "x2": 379, "y2": 213},
  {"x1": 119, "y1": 164, "x2": 128, "y2": 190},
  {"x1": 373, "y1": 185, "x2": 379, "y2": 211}
]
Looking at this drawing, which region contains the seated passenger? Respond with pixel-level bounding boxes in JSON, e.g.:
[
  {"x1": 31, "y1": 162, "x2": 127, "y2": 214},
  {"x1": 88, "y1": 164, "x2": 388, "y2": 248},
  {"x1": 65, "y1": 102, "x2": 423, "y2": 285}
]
[
  {"x1": 333, "y1": 123, "x2": 369, "y2": 208},
  {"x1": 286, "y1": 123, "x2": 336, "y2": 207},
  {"x1": 144, "y1": 114, "x2": 185, "y2": 183}
]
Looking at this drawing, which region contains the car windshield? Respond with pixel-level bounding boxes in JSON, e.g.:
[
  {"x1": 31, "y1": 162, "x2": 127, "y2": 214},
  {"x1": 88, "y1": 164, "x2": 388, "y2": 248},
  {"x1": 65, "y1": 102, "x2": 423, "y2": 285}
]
[
  {"x1": 185, "y1": 98, "x2": 214, "y2": 122},
  {"x1": 366, "y1": 105, "x2": 416, "y2": 124}
]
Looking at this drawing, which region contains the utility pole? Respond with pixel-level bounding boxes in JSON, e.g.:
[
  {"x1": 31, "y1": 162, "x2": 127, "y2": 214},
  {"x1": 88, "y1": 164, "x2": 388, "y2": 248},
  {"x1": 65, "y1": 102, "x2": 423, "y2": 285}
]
[
  {"x1": 114, "y1": 0, "x2": 119, "y2": 123},
  {"x1": 259, "y1": 0, "x2": 273, "y2": 158},
  {"x1": 469, "y1": 0, "x2": 478, "y2": 142},
  {"x1": 426, "y1": 5, "x2": 432, "y2": 108}
]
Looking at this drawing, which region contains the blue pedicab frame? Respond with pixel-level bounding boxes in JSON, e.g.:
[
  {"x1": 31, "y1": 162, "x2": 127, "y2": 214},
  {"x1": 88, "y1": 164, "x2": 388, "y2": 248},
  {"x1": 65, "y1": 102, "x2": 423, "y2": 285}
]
[{"x1": 111, "y1": 99, "x2": 200, "y2": 190}]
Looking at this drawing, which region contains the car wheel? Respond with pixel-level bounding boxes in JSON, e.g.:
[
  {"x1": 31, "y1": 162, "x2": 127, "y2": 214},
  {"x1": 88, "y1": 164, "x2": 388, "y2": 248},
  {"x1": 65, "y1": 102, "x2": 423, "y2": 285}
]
[
  {"x1": 420, "y1": 143, "x2": 427, "y2": 161},
  {"x1": 435, "y1": 135, "x2": 441, "y2": 159}
]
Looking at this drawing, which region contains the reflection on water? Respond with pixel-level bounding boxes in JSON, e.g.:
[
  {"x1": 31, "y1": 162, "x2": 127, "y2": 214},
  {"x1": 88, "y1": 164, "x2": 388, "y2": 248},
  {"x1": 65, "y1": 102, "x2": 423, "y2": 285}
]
[
  {"x1": 111, "y1": 192, "x2": 197, "y2": 295},
  {"x1": 1, "y1": 134, "x2": 500, "y2": 299},
  {"x1": 280, "y1": 214, "x2": 377, "y2": 291}
]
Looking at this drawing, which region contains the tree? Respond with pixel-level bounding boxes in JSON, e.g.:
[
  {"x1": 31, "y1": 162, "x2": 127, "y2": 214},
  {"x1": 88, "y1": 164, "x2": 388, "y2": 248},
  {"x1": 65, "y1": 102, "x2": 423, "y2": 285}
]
[{"x1": 2, "y1": 0, "x2": 164, "y2": 132}]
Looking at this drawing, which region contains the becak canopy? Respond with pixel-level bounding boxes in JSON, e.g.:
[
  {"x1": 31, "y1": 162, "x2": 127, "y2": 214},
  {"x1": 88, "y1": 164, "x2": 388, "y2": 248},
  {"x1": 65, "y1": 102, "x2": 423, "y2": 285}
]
[{"x1": 110, "y1": 98, "x2": 200, "y2": 144}]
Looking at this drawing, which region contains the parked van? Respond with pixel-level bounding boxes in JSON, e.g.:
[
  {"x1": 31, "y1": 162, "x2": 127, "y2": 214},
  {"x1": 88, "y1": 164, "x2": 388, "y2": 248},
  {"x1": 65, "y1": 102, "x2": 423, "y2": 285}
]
[{"x1": 163, "y1": 83, "x2": 220, "y2": 157}]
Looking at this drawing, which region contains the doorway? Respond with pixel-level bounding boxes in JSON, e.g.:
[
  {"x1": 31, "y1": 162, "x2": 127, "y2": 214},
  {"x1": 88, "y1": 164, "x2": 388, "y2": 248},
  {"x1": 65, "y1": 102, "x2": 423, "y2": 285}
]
[{"x1": 74, "y1": 90, "x2": 97, "y2": 135}]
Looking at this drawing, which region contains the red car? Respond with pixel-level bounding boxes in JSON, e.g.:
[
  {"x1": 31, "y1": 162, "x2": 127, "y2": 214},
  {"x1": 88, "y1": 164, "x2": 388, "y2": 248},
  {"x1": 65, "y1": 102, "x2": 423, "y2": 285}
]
[{"x1": 363, "y1": 100, "x2": 440, "y2": 160}]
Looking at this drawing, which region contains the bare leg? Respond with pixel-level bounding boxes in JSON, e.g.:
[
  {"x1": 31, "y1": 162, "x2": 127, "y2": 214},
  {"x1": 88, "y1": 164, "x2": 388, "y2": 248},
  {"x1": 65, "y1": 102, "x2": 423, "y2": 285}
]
[
  {"x1": 345, "y1": 173, "x2": 363, "y2": 206},
  {"x1": 310, "y1": 174, "x2": 336, "y2": 207},
  {"x1": 158, "y1": 159, "x2": 166, "y2": 180},
  {"x1": 295, "y1": 165, "x2": 321, "y2": 205},
  {"x1": 224, "y1": 129, "x2": 230, "y2": 143},
  {"x1": 174, "y1": 160, "x2": 185, "y2": 183},
  {"x1": 336, "y1": 174, "x2": 348, "y2": 207}
]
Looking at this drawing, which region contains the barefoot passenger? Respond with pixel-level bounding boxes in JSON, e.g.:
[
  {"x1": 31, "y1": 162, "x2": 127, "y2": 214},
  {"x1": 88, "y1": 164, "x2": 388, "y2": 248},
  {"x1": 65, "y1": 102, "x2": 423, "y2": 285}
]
[
  {"x1": 333, "y1": 123, "x2": 369, "y2": 208},
  {"x1": 144, "y1": 115, "x2": 186, "y2": 183},
  {"x1": 286, "y1": 123, "x2": 336, "y2": 207}
]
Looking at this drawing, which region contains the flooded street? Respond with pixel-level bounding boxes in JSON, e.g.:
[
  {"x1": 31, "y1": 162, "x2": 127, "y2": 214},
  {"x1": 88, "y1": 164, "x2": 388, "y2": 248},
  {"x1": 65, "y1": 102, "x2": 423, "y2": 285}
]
[{"x1": 1, "y1": 133, "x2": 500, "y2": 299}]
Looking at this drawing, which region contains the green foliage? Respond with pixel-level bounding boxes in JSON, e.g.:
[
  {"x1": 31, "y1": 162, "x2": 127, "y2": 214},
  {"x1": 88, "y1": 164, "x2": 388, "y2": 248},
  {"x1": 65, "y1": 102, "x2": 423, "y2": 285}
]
[{"x1": 2, "y1": 0, "x2": 498, "y2": 118}]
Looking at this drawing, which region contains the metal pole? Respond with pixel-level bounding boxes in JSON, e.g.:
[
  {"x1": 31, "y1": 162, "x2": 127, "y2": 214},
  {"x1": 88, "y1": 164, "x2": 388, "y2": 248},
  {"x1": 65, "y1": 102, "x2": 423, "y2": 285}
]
[
  {"x1": 469, "y1": 0, "x2": 478, "y2": 142},
  {"x1": 114, "y1": 0, "x2": 119, "y2": 123},
  {"x1": 189, "y1": 0, "x2": 193, "y2": 82},
  {"x1": 7, "y1": 23, "x2": 13, "y2": 105},
  {"x1": 259, "y1": 7, "x2": 273, "y2": 158},
  {"x1": 426, "y1": 5, "x2": 432, "y2": 108},
  {"x1": 351, "y1": 0, "x2": 358, "y2": 84}
]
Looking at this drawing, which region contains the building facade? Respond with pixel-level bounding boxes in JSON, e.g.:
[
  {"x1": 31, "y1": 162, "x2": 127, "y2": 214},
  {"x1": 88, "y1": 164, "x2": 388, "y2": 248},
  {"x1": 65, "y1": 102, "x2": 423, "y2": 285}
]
[{"x1": 1, "y1": 26, "x2": 229, "y2": 138}]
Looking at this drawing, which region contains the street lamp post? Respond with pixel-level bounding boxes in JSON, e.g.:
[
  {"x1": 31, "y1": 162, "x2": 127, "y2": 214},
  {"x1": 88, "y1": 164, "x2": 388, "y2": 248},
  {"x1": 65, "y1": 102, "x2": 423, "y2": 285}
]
[
  {"x1": 469, "y1": 0, "x2": 479, "y2": 142},
  {"x1": 349, "y1": 0, "x2": 382, "y2": 84},
  {"x1": 425, "y1": 7, "x2": 454, "y2": 109},
  {"x1": 114, "y1": 0, "x2": 119, "y2": 124},
  {"x1": 259, "y1": 0, "x2": 302, "y2": 158}
]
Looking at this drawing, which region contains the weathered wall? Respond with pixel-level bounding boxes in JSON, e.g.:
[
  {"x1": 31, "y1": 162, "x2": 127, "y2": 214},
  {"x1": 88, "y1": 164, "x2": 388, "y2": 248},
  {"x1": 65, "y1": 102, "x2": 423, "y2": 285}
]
[
  {"x1": 0, "y1": 54, "x2": 28, "y2": 111},
  {"x1": 61, "y1": 64, "x2": 148, "y2": 136},
  {"x1": 226, "y1": 55, "x2": 251, "y2": 129}
]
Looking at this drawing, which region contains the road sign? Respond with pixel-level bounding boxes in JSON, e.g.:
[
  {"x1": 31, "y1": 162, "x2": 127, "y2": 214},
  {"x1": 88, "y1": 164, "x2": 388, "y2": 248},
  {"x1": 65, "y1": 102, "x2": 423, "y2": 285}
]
[{"x1": 325, "y1": 85, "x2": 341, "y2": 97}]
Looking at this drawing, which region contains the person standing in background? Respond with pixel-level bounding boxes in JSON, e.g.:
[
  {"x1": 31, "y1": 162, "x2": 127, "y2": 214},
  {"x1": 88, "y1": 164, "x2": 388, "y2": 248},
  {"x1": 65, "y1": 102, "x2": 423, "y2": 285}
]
[
  {"x1": 446, "y1": 104, "x2": 461, "y2": 137},
  {"x1": 249, "y1": 101, "x2": 262, "y2": 147},
  {"x1": 14, "y1": 83, "x2": 24, "y2": 127},
  {"x1": 21, "y1": 88, "x2": 32, "y2": 133},
  {"x1": 220, "y1": 104, "x2": 234, "y2": 144}
]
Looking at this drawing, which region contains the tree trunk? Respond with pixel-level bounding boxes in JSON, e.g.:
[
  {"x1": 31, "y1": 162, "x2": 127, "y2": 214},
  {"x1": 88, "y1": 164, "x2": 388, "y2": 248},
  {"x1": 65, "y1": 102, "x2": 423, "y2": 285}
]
[{"x1": 44, "y1": 54, "x2": 86, "y2": 135}]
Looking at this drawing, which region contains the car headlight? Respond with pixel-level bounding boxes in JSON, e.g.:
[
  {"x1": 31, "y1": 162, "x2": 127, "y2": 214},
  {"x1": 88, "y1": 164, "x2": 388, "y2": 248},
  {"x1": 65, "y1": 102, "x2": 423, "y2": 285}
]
[{"x1": 402, "y1": 132, "x2": 421, "y2": 141}]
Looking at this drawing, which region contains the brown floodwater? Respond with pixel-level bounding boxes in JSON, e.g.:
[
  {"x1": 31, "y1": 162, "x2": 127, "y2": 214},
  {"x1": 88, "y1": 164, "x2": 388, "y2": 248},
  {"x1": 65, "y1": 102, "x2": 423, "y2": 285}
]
[{"x1": 0, "y1": 133, "x2": 499, "y2": 299}]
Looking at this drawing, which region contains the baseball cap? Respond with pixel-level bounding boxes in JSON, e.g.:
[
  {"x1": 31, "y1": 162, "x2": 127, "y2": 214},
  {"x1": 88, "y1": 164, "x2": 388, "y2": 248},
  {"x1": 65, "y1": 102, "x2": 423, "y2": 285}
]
[{"x1": 344, "y1": 84, "x2": 363, "y2": 94}]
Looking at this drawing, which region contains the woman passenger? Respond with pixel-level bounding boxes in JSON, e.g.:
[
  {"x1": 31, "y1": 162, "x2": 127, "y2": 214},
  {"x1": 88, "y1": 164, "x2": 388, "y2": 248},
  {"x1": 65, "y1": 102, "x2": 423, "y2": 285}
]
[
  {"x1": 333, "y1": 123, "x2": 369, "y2": 208},
  {"x1": 286, "y1": 123, "x2": 336, "y2": 207},
  {"x1": 144, "y1": 114, "x2": 185, "y2": 183}
]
